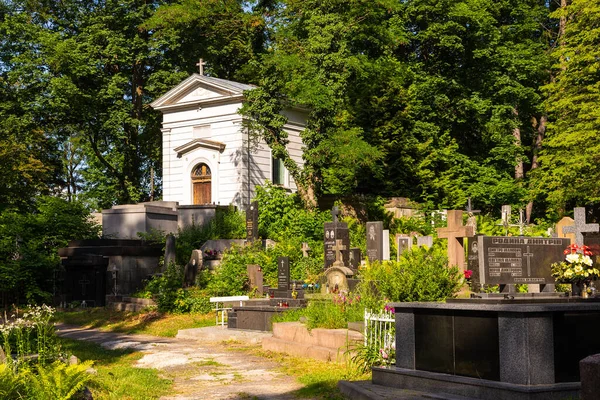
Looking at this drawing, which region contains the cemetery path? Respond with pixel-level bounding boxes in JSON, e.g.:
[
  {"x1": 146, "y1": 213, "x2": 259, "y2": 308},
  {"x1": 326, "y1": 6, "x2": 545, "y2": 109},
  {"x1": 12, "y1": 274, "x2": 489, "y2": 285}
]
[{"x1": 56, "y1": 324, "x2": 311, "y2": 400}]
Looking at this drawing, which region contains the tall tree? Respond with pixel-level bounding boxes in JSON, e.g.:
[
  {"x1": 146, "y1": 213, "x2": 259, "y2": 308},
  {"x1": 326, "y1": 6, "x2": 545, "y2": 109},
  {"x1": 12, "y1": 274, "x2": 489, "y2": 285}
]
[{"x1": 535, "y1": 0, "x2": 600, "y2": 215}]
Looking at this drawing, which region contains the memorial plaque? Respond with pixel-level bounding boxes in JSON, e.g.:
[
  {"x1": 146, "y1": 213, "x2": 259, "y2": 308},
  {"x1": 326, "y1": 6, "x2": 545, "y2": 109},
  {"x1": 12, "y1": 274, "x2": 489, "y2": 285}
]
[
  {"x1": 396, "y1": 235, "x2": 411, "y2": 261},
  {"x1": 366, "y1": 221, "x2": 384, "y2": 262},
  {"x1": 246, "y1": 201, "x2": 259, "y2": 241},
  {"x1": 324, "y1": 221, "x2": 350, "y2": 269},
  {"x1": 475, "y1": 236, "x2": 570, "y2": 285},
  {"x1": 277, "y1": 257, "x2": 290, "y2": 290},
  {"x1": 348, "y1": 248, "x2": 361, "y2": 270}
]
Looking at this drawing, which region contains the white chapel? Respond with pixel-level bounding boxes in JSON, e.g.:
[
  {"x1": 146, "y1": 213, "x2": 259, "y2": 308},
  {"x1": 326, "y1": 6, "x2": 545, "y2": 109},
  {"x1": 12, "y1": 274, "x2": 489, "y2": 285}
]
[{"x1": 150, "y1": 71, "x2": 307, "y2": 210}]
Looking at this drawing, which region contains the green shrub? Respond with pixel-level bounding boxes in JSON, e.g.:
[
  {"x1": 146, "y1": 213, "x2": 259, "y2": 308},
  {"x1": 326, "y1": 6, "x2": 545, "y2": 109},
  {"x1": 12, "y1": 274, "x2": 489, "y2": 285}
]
[
  {"x1": 23, "y1": 361, "x2": 93, "y2": 400},
  {"x1": 356, "y1": 242, "x2": 462, "y2": 310},
  {"x1": 273, "y1": 295, "x2": 363, "y2": 330}
]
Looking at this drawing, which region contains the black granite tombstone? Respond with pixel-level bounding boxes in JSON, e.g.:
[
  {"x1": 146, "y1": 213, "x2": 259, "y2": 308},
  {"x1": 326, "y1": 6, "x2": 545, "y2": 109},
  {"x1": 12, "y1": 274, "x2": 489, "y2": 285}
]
[
  {"x1": 324, "y1": 222, "x2": 350, "y2": 269},
  {"x1": 366, "y1": 221, "x2": 384, "y2": 262},
  {"x1": 472, "y1": 236, "x2": 569, "y2": 286},
  {"x1": 348, "y1": 248, "x2": 361, "y2": 271},
  {"x1": 246, "y1": 201, "x2": 259, "y2": 241}
]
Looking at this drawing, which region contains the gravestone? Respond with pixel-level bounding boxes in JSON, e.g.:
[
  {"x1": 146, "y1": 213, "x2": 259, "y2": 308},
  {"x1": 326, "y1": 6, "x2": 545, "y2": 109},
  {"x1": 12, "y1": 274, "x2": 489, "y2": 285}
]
[
  {"x1": 383, "y1": 230, "x2": 390, "y2": 260},
  {"x1": 164, "y1": 234, "x2": 176, "y2": 269},
  {"x1": 184, "y1": 249, "x2": 203, "y2": 286},
  {"x1": 324, "y1": 207, "x2": 350, "y2": 269},
  {"x1": 348, "y1": 248, "x2": 361, "y2": 270},
  {"x1": 471, "y1": 236, "x2": 570, "y2": 286},
  {"x1": 301, "y1": 242, "x2": 310, "y2": 257},
  {"x1": 436, "y1": 210, "x2": 474, "y2": 271},
  {"x1": 562, "y1": 207, "x2": 599, "y2": 246},
  {"x1": 324, "y1": 239, "x2": 355, "y2": 294},
  {"x1": 247, "y1": 264, "x2": 263, "y2": 295},
  {"x1": 278, "y1": 257, "x2": 289, "y2": 291},
  {"x1": 396, "y1": 235, "x2": 411, "y2": 261},
  {"x1": 416, "y1": 235, "x2": 433, "y2": 248},
  {"x1": 246, "y1": 201, "x2": 259, "y2": 242},
  {"x1": 366, "y1": 221, "x2": 384, "y2": 262},
  {"x1": 555, "y1": 216, "x2": 576, "y2": 243}
]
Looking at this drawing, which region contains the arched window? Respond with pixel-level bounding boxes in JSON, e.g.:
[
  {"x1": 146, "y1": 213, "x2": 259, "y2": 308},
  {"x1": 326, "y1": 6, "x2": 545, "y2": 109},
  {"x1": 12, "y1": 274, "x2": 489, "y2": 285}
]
[{"x1": 191, "y1": 163, "x2": 211, "y2": 204}]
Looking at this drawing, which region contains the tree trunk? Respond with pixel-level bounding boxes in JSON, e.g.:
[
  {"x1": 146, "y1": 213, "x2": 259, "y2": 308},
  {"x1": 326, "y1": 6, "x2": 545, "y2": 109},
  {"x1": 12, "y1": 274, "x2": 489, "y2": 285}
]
[
  {"x1": 526, "y1": 114, "x2": 547, "y2": 223},
  {"x1": 513, "y1": 107, "x2": 524, "y2": 180}
]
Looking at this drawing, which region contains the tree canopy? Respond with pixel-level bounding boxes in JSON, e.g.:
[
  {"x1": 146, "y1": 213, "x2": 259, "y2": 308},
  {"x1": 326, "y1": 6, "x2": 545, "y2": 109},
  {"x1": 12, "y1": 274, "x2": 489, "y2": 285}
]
[{"x1": 0, "y1": 0, "x2": 597, "y2": 219}]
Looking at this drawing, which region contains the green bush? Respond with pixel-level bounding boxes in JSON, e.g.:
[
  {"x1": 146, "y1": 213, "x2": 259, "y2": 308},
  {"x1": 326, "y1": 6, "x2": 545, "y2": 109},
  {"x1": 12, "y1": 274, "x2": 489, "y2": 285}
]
[
  {"x1": 273, "y1": 295, "x2": 363, "y2": 330},
  {"x1": 175, "y1": 206, "x2": 245, "y2": 266},
  {"x1": 356, "y1": 242, "x2": 462, "y2": 310},
  {"x1": 23, "y1": 361, "x2": 93, "y2": 400}
]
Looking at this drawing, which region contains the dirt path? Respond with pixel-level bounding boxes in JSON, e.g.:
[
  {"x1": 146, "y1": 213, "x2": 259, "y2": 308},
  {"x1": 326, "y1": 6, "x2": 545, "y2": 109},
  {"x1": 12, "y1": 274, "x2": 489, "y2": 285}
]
[{"x1": 56, "y1": 324, "x2": 311, "y2": 400}]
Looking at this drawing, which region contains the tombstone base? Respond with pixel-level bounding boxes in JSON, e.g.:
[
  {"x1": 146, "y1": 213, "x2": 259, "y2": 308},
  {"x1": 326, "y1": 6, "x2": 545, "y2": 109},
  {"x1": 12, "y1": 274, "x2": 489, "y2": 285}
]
[{"x1": 372, "y1": 367, "x2": 579, "y2": 400}]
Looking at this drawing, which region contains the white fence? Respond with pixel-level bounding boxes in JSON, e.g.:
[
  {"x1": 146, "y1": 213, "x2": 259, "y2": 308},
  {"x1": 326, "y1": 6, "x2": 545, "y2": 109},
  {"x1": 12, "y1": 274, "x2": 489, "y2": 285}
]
[{"x1": 364, "y1": 309, "x2": 395, "y2": 350}]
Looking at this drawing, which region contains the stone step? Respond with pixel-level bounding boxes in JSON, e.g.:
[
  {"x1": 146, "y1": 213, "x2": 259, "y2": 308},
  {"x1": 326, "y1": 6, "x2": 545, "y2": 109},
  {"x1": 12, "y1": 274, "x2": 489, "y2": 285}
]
[
  {"x1": 272, "y1": 321, "x2": 363, "y2": 349},
  {"x1": 121, "y1": 297, "x2": 156, "y2": 306},
  {"x1": 262, "y1": 336, "x2": 353, "y2": 362}
]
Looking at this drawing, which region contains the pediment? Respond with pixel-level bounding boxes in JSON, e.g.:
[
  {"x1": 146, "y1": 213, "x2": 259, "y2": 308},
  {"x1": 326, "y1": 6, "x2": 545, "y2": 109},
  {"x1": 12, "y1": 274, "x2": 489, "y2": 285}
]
[
  {"x1": 174, "y1": 139, "x2": 226, "y2": 158},
  {"x1": 151, "y1": 74, "x2": 255, "y2": 112}
]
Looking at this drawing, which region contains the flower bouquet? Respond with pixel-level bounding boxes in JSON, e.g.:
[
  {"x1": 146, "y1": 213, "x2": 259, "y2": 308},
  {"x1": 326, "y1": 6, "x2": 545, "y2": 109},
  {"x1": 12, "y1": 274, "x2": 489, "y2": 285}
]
[{"x1": 551, "y1": 244, "x2": 599, "y2": 296}]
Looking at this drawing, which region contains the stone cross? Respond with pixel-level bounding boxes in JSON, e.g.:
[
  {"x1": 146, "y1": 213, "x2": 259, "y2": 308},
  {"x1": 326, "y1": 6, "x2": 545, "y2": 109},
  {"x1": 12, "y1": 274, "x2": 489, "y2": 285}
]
[
  {"x1": 331, "y1": 206, "x2": 340, "y2": 223},
  {"x1": 78, "y1": 276, "x2": 90, "y2": 296},
  {"x1": 436, "y1": 210, "x2": 474, "y2": 271},
  {"x1": 196, "y1": 58, "x2": 206, "y2": 75},
  {"x1": 563, "y1": 207, "x2": 599, "y2": 246},
  {"x1": 301, "y1": 242, "x2": 310, "y2": 258},
  {"x1": 332, "y1": 239, "x2": 346, "y2": 267}
]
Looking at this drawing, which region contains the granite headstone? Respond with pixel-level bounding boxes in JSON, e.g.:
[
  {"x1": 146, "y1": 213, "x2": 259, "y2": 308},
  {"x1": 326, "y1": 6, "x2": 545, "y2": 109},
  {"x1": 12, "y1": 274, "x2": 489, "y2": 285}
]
[
  {"x1": 396, "y1": 235, "x2": 411, "y2": 261},
  {"x1": 324, "y1": 222, "x2": 350, "y2": 268},
  {"x1": 246, "y1": 201, "x2": 259, "y2": 241},
  {"x1": 366, "y1": 221, "x2": 384, "y2": 262},
  {"x1": 473, "y1": 236, "x2": 570, "y2": 285}
]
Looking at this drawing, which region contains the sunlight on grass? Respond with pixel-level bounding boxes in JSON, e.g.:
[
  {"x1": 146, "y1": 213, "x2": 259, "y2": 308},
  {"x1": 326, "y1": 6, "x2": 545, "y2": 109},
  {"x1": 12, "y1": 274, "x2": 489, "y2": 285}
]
[
  {"x1": 224, "y1": 341, "x2": 370, "y2": 400},
  {"x1": 54, "y1": 308, "x2": 215, "y2": 337},
  {"x1": 60, "y1": 338, "x2": 172, "y2": 400}
]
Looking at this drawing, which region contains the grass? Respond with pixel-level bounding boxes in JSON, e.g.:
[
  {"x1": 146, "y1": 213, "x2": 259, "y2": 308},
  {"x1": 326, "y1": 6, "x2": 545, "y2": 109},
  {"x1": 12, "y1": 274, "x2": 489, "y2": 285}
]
[
  {"x1": 54, "y1": 308, "x2": 215, "y2": 337},
  {"x1": 59, "y1": 337, "x2": 172, "y2": 400},
  {"x1": 56, "y1": 308, "x2": 369, "y2": 399},
  {"x1": 222, "y1": 340, "x2": 370, "y2": 400}
]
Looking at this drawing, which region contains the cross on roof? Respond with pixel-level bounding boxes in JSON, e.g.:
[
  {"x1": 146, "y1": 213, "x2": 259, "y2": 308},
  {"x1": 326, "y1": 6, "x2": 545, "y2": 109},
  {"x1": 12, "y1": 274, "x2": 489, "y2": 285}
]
[
  {"x1": 332, "y1": 239, "x2": 346, "y2": 266},
  {"x1": 196, "y1": 58, "x2": 206, "y2": 75},
  {"x1": 562, "y1": 207, "x2": 599, "y2": 246},
  {"x1": 331, "y1": 206, "x2": 340, "y2": 223},
  {"x1": 436, "y1": 210, "x2": 474, "y2": 271},
  {"x1": 301, "y1": 242, "x2": 310, "y2": 257}
]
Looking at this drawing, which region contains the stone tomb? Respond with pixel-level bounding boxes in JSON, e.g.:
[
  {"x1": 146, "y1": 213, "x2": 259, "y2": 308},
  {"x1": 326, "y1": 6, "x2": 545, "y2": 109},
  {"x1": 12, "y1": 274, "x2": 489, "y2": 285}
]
[
  {"x1": 468, "y1": 236, "x2": 569, "y2": 288},
  {"x1": 366, "y1": 221, "x2": 384, "y2": 262},
  {"x1": 372, "y1": 298, "x2": 600, "y2": 400},
  {"x1": 58, "y1": 239, "x2": 163, "y2": 306}
]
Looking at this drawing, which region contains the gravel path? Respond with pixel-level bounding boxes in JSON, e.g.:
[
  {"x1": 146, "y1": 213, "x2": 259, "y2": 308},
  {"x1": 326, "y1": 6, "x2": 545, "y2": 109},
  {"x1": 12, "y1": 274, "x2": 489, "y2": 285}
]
[{"x1": 56, "y1": 324, "x2": 311, "y2": 400}]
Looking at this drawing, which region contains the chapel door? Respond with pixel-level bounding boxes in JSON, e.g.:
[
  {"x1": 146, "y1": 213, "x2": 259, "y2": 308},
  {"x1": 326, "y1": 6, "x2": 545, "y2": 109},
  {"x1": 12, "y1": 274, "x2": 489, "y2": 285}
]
[{"x1": 192, "y1": 163, "x2": 211, "y2": 204}]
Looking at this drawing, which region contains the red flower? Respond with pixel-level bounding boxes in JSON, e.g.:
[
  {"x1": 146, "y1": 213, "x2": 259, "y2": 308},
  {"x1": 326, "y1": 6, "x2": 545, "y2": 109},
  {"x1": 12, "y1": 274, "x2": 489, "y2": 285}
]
[{"x1": 464, "y1": 270, "x2": 473, "y2": 279}]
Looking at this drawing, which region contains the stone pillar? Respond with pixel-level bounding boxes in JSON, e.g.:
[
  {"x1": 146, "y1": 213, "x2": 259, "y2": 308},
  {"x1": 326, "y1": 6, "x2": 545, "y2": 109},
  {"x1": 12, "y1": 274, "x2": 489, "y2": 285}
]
[{"x1": 580, "y1": 354, "x2": 600, "y2": 400}]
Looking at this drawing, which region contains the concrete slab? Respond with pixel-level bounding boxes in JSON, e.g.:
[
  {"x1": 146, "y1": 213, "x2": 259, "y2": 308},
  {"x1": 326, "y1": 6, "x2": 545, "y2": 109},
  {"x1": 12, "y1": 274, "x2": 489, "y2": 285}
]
[
  {"x1": 338, "y1": 380, "x2": 478, "y2": 400},
  {"x1": 175, "y1": 325, "x2": 270, "y2": 344}
]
